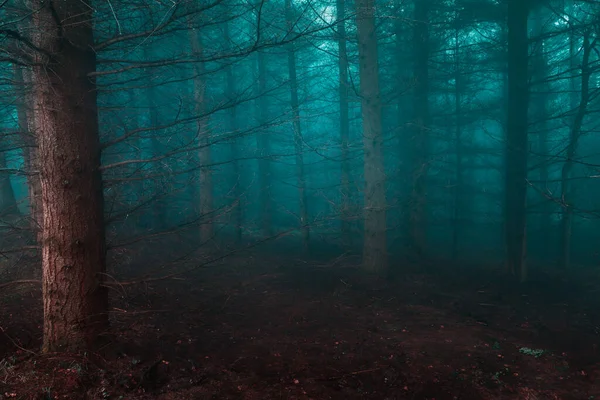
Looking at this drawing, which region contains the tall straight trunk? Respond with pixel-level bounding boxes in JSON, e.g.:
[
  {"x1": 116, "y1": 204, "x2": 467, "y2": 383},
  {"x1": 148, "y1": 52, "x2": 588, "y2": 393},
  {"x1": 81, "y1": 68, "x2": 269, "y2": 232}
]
[
  {"x1": 560, "y1": 32, "x2": 594, "y2": 270},
  {"x1": 0, "y1": 151, "x2": 19, "y2": 219},
  {"x1": 188, "y1": 25, "x2": 213, "y2": 244},
  {"x1": 143, "y1": 47, "x2": 168, "y2": 231},
  {"x1": 13, "y1": 65, "x2": 42, "y2": 241},
  {"x1": 505, "y1": 0, "x2": 529, "y2": 282},
  {"x1": 452, "y1": 27, "x2": 463, "y2": 261},
  {"x1": 337, "y1": 0, "x2": 351, "y2": 246},
  {"x1": 531, "y1": 9, "x2": 550, "y2": 249},
  {"x1": 409, "y1": 0, "x2": 430, "y2": 258},
  {"x1": 255, "y1": 51, "x2": 274, "y2": 237},
  {"x1": 355, "y1": 0, "x2": 387, "y2": 273},
  {"x1": 31, "y1": 0, "x2": 109, "y2": 352},
  {"x1": 285, "y1": 0, "x2": 309, "y2": 250},
  {"x1": 224, "y1": 21, "x2": 243, "y2": 244}
]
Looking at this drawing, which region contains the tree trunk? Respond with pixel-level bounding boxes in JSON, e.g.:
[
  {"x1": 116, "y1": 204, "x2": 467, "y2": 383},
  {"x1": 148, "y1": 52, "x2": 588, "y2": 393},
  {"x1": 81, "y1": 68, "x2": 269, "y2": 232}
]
[
  {"x1": 13, "y1": 65, "x2": 42, "y2": 242},
  {"x1": 408, "y1": 0, "x2": 430, "y2": 259},
  {"x1": 285, "y1": 0, "x2": 310, "y2": 251},
  {"x1": 337, "y1": 0, "x2": 352, "y2": 247},
  {"x1": 560, "y1": 31, "x2": 594, "y2": 270},
  {"x1": 255, "y1": 51, "x2": 274, "y2": 237},
  {"x1": 452, "y1": 26, "x2": 463, "y2": 262},
  {"x1": 224, "y1": 21, "x2": 243, "y2": 244},
  {"x1": 505, "y1": 0, "x2": 529, "y2": 282},
  {"x1": 31, "y1": 0, "x2": 109, "y2": 353},
  {"x1": 531, "y1": 8, "x2": 550, "y2": 252},
  {"x1": 0, "y1": 151, "x2": 19, "y2": 220},
  {"x1": 355, "y1": 0, "x2": 387, "y2": 274},
  {"x1": 189, "y1": 24, "x2": 214, "y2": 244},
  {"x1": 143, "y1": 47, "x2": 168, "y2": 232}
]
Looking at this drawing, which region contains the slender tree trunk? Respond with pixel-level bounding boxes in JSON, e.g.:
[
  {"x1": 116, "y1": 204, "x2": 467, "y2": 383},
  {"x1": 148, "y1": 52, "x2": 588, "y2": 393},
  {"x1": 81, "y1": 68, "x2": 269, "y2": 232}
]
[
  {"x1": 0, "y1": 151, "x2": 19, "y2": 219},
  {"x1": 531, "y1": 9, "x2": 550, "y2": 251},
  {"x1": 31, "y1": 0, "x2": 109, "y2": 353},
  {"x1": 285, "y1": 0, "x2": 310, "y2": 251},
  {"x1": 189, "y1": 25, "x2": 214, "y2": 244},
  {"x1": 337, "y1": 0, "x2": 352, "y2": 247},
  {"x1": 505, "y1": 0, "x2": 529, "y2": 282},
  {"x1": 409, "y1": 0, "x2": 430, "y2": 258},
  {"x1": 255, "y1": 51, "x2": 274, "y2": 237},
  {"x1": 355, "y1": 0, "x2": 387, "y2": 273},
  {"x1": 452, "y1": 27, "x2": 463, "y2": 261},
  {"x1": 143, "y1": 47, "x2": 168, "y2": 231},
  {"x1": 560, "y1": 32, "x2": 594, "y2": 270},
  {"x1": 224, "y1": 21, "x2": 243, "y2": 244}
]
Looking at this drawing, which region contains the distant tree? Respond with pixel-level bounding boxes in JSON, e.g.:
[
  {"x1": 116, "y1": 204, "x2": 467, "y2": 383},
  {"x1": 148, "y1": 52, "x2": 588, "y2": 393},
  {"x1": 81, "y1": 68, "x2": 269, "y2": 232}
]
[
  {"x1": 355, "y1": 0, "x2": 387, "y2": 273},
  {"x1": 285, "y1": 0, "x2": 310, "y2": 251},
  {"x1": 559, "y1": 29, "x2": 596, "y2": 270},
  {"x1": 188, "y1": 15, "x2": 214, "y2": 244},
  {"x1": 504, "y1": 0, "x2": 529, "y2": 282},
  {"x1": 408, "y1": 0, "x2": 431, "y2": 259},
  {"x1": 254, "y1": 49, "x2": 274, "y2": 238},
  {"x1": 337, "y1": 0, "x2": 352, "y2": 247}
]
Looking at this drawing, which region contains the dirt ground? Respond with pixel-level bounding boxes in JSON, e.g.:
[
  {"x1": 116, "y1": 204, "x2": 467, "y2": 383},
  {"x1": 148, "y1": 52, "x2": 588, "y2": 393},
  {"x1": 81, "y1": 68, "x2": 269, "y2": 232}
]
[{"x1": 1, "y1": 250, "x2": 599, "y2": 399}]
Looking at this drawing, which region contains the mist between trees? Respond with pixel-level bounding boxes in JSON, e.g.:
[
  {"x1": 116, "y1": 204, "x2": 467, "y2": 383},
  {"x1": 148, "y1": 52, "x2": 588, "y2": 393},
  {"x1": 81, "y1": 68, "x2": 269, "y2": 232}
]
[{"x1": 0, "y1": 0, "x2": 599, "y2": 354}]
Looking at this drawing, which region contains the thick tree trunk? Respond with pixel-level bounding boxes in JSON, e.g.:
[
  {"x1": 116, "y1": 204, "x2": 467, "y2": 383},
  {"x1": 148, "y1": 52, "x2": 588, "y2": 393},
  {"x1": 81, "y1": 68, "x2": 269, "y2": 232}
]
[
  {"x1": 224, "y1": 21, "x2": 243, "y2": 244},
  {"x1": 505, "y1": 0, "x2": 529, "y2": 282},
  {"x1": 189, "y1": 25, "x2": 214, "y2": 244},
  {"x1": 255, "y1": 51, "x2": 274, "y2": 237},
  {"x1": 355, "y1": 0, "x2": 387, "y2": 273},
  {"x1": 31, "y1": 0, "x2": 109, "y2": 352},
  {"x1": 408, "y1": 0, "x2": 430, "y2": 258},
  {"x1": 285, "y1": 0, "x2": 310, "y2": 251},
  {"x1": 337, "y1": 0, "x2": 351, "y2": 247}
]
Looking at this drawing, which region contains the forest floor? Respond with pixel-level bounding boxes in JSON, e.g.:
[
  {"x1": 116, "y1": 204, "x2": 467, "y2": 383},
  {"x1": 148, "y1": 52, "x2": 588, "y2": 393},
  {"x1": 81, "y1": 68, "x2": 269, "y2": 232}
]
[{"x1": 1, "y1": 246, "x2": 600, "y2": 399}]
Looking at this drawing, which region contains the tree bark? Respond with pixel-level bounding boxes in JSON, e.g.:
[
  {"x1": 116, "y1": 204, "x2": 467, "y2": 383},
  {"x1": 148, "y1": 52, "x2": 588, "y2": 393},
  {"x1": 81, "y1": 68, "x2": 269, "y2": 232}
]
[
  {"x1": 285, "y1": 0, "x2": 310, "y2": 251},
  {"x1": 505, "y1": 0, "x2": 529, "y2": 282},
  {"x1": 355, "y1": 0, "x2": 387, "y2": 273},
  {"x1": 30, "y1": 0, "x2": 109, "y2": 352},
  {"x1": 337, "y1": 0, "x2": 352, "y2": 247}
]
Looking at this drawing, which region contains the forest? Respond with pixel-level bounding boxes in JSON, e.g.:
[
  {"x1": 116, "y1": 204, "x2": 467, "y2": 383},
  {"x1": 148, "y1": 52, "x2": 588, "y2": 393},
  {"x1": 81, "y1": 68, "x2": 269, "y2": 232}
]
[{"x1": 0, "y1": 0, "x2": 599, "y2": 398}]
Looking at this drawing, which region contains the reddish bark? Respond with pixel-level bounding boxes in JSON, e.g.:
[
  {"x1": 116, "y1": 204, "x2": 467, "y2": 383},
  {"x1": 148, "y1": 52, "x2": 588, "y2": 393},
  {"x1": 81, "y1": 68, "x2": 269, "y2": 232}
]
[{"x1": 31, "y1": 0, "x2": 109, "y2": 352}]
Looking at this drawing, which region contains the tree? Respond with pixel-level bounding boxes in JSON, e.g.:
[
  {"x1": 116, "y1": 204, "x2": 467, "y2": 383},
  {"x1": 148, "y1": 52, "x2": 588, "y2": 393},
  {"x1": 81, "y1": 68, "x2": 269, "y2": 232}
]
[
  {"x1": 356, "y1": 0, "x2": 387, "y2": 273},
  {"x1": 285, "y1": 0, "x2": 310, "y2": 250},
  {"x1": 224, "y1": 19, "x2": 243, "y2": 244},
  {"x1": 188, "y1": 19, "x2": 214, "y2": 244},
  {"x1": 337, "y1": 0, "x2": 352, "y2": 247},
  {"x1": 408, "y1": 0, "x2": 431, "y2": 259},
  {"x1": 560, "y1": 30, "x2": 596, "y2": 269},
  {"x1": 0, "y1": 148, "x2": 19, "y2": 220},
  {"x1": 254, "y1": 49, "x2": 274, "y2": 238},
  {"x1": 504, "y1": 0, "x2": 529, "y2": 282},
  {"x1": 30, "y1": 0, "x2": 109, "y2": 352}
]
